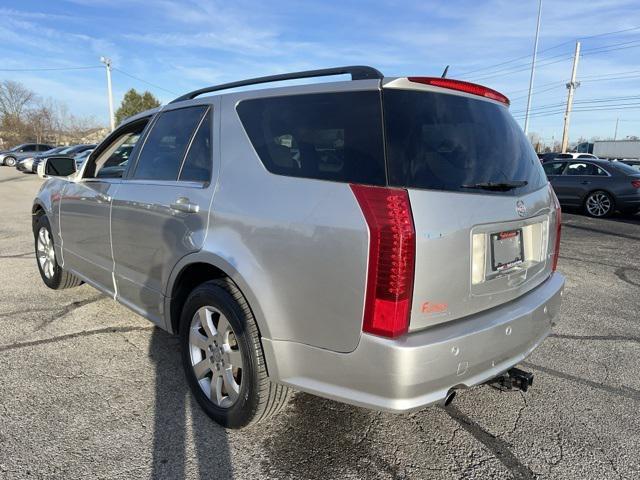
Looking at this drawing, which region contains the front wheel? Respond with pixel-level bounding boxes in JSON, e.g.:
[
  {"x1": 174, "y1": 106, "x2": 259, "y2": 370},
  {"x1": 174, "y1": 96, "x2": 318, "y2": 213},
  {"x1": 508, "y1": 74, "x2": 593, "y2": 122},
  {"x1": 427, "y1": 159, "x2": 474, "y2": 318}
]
[
  {"x1": 584, "y1": 190, "x2": 614, "y2": 218},
  {"x1": 180, "y1": 279, "x2": 291, "y2": 428},
  {"x1": 34, "y1": 213, "x2": 83, "y2": 289},
  {"x1": 5, "y1": 156, "x2": 16, "y2": 167}
]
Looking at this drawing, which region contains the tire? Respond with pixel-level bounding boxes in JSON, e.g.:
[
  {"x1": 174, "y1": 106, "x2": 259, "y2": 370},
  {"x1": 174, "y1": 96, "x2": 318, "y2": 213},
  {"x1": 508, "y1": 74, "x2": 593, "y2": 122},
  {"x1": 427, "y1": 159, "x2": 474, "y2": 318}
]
[
  {"x1": 33, "y1": 212, "x2": 83, "y2": 289},
  {"x1": 180, "y1": 278, "x2": 290, "y2": 428},
  {"x1": 584, "y1": 190, "x2": 614, "y2": 218},
  {"x1": 5, "y1": 156, "x2": 16, "y2": 167}
]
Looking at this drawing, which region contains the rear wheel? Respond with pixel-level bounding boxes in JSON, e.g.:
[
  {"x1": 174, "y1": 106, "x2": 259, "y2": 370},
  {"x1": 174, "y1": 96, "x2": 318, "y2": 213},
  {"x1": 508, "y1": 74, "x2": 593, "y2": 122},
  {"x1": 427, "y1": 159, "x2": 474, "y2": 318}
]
[
  {"x1": 584, "y1": 190, "x2": 614, "y2": 218},
  {"x1": 5, "y1": 156, "x2": 16, "y2": 167},
  {"x1": 33, "y1": 213, "x2": 83, "y2": 289},
  {"x1": 180, "y1": 278, "x2": 291, "y2": 428}
]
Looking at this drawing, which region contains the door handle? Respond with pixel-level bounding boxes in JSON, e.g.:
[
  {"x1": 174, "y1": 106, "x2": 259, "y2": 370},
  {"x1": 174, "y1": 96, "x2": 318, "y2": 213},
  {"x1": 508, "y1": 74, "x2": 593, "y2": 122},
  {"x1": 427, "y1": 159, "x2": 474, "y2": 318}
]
[
  {"x1": 581, "y1": 180, "x2": 591, "y2": 185},
  {"x1": 170, "y1": 197, "x2": 200, "y2": 213},
  {"x1": 96, "y1": 192, "x2": 111, "y2": 202}
]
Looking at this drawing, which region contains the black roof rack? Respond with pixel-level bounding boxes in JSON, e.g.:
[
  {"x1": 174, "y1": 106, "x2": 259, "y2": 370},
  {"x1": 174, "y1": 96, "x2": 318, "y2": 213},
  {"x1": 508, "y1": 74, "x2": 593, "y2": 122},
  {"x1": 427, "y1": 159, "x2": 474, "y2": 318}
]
[{"x1": 169, "y1": 65, "x2": 383, "y2": 104}]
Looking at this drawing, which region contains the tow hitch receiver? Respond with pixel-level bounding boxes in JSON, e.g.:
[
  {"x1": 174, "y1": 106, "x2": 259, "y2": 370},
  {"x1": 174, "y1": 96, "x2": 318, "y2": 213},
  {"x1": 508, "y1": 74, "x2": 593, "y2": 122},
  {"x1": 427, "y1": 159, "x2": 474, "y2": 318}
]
[{"x1": 488, "y1": 367, "x2": 534, "y2": 392}]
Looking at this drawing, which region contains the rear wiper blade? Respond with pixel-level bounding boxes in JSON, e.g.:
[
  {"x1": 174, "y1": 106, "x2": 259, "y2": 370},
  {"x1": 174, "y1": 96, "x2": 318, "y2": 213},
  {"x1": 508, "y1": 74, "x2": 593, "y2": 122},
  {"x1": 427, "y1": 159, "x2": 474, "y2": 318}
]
[{"x1": 461, "y1": 181, "x2": 528, "y2": 191}]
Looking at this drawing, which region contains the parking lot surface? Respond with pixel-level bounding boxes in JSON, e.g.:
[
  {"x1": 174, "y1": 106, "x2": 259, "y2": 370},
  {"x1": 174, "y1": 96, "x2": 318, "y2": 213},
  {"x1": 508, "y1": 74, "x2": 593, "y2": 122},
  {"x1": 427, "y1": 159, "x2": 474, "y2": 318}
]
[{"x1": 1, "y1": 167, "x2": 639, "y2": 479}]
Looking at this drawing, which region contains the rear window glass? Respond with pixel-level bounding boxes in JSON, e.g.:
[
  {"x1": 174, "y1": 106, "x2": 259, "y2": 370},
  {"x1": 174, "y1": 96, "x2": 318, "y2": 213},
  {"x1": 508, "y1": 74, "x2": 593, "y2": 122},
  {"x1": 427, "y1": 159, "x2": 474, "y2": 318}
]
[
  {"x1": 236, "y1": 91, "x2": 386, "y2": 186},
  {"x1": 383, "y1": 89, "x2": 546, "y2": 195},
  {"x1": 613, "y1": 161, "x2": 640, "y2": 175}
]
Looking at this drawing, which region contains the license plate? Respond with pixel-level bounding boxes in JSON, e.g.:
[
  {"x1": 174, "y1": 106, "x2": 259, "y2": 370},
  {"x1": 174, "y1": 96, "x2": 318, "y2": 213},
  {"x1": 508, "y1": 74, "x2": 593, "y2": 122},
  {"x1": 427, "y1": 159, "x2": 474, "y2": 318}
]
[{"x1": 490, "y1": 229, "x2": 524, "y2": 272}]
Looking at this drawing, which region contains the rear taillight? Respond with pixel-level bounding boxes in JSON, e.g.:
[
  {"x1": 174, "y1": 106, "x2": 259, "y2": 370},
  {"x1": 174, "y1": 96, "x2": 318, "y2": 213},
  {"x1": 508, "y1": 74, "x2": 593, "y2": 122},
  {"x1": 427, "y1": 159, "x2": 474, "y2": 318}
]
[
  {"x1": 407, "y1": 77, "x2": 510, "y2": 106},
  {"x1": 549, "y1": 185, "x2": 562, "y2": 272},
  {"x1": 632, "y1": 179, "x2": 640, "y2": 188},
  {"x1": 351, "y1": 184, "x2": 416, "y2": 338}
]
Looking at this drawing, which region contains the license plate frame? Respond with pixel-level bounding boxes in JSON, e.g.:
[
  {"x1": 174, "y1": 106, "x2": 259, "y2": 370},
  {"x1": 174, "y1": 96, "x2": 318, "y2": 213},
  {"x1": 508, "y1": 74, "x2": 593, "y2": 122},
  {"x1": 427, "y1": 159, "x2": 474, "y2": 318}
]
[{"x1": 490, "y1": 229, "x2": 524, "y2": 272}]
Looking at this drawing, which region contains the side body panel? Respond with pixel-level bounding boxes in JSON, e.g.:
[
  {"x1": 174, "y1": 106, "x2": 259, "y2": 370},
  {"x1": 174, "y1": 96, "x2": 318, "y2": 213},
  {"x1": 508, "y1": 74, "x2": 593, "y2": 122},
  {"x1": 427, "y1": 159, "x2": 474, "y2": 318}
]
[
  {"x1": 204, "y1": 81, "x2": 376, "y2": 353},
  {"x1": 58, "y1": 179, "x2": 120, "y2": 296},
  {"x1": 110, "y1": 98, "x2": 220, "y2": 325}
]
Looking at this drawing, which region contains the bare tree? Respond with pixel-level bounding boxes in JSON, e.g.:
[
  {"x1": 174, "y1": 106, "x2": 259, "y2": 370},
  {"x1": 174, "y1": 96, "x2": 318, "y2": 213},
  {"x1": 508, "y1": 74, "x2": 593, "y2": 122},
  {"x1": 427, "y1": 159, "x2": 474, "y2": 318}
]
[{"x1": 0, "y1": 80, "x2": 35, "y2": 119}]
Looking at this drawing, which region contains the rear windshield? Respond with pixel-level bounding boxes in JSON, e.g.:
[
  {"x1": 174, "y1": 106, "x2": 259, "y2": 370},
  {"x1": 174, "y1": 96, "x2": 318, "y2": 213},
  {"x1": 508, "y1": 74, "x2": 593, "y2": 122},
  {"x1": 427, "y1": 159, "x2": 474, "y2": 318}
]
[
  {"x1": 236, "y1": 91, "x2": 386, "y2": 186},
  {"x1": 612, "y1": 161, "x2": 640, "y2": 175},
  {"x1": 383, "y1": 89, "x2": 546, "y2": 195}
]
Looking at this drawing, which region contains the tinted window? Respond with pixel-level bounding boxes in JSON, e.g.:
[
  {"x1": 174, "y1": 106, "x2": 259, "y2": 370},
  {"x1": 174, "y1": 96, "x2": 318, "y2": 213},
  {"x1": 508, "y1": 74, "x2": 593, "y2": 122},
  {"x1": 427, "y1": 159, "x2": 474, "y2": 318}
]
[
  {"x1": 133, "y1": 106, "x2": 208, "y2": 181},
  {"x1": 179, "y1": 110, "x2": 212, "y2": 182},
  {"x1": 384, "y1": 90, "x2": 546, "y2": 194},
  {"x1": 543, "y1": 162, "x2": 566, "y2": 175},
  {"x1": 556, "y1": 154, "x2": 573, "y2": 159},
  {"x1": 577, "y1": 154, "x2": 596, "y2": 159},
  {"x1": 565, "y1": 162, "x2": 607, "y2": 176},
  {"x1": 613, "y1": 161, "x2": 640, "y2": 175},
  {"x1": 23, "y1": 144, "x2": 38, "y2": 152},
  {"x1": 237, "y1": 91, "x2": 386, "y2": 185}
]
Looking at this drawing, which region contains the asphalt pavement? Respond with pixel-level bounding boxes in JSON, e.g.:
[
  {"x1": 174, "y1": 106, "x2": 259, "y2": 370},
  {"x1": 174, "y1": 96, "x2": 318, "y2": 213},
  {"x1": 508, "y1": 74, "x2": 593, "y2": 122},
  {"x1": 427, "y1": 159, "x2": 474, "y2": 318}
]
[{"x1": 1, "y1": 167, "x2": 639, "y2": 479}]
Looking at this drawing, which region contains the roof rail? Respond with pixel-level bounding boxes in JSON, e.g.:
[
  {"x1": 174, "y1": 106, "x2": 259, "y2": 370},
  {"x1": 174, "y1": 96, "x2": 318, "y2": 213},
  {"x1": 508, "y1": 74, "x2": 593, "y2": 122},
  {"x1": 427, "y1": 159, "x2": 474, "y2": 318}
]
[{"x1": 169, "y1": 65, "x2": 383, "y2": 104}]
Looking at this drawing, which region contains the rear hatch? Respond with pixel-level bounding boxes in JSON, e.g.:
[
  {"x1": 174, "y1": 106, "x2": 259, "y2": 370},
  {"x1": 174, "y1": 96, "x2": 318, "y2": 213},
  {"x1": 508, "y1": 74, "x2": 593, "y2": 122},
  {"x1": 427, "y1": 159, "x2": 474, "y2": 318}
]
[{"x1": 382, "y1": 78, "x2": 559, "y2": 331}]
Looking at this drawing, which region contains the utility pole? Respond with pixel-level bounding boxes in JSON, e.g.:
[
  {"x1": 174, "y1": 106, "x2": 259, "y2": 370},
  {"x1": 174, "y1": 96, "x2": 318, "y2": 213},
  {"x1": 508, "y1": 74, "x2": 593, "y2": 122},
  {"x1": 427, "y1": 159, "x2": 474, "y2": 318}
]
[
  {"x1": 561, "y1": 41, "x2": 581, "y2": 153},
  {"x1": 614, "y1": 117, "x2": 619, "y2": 140},
  {"x1": 523, "y1": 0, "x2": 542, "y2": 136},
  {"x1": 100, "y1": 56, "x2": 115, "y2": 131}
]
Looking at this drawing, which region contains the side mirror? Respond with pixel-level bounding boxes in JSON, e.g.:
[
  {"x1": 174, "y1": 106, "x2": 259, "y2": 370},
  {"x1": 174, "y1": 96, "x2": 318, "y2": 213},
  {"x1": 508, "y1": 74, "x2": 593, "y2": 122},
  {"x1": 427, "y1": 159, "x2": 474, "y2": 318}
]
[{"x1": 39, "y1": 156, "x2": 76, "y2": 179}]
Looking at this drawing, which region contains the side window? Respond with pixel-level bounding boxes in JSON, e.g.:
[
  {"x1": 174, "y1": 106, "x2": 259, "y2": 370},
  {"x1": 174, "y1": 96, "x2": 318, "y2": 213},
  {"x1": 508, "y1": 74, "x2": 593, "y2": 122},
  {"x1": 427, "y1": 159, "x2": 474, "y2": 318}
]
[
  {"x1": 179, "y1": 110, "x2": 212, "y2": 182},
  {"x1": 578, "y1": 154, "x2": 595, "y2": 159},
  {"x1": 543, "y1": 162, "x2": 566, "y2": 175},
  {"x1": 593, "y1": 165, "x2": 609, "y2": 176},
  {"x1": 132, "y1": 106, "x2": 208, "y2": 181},
  {"x1": 83, "y1": 121, "x2": 148, "y2": 179},
  {"x1": 236, "y1": 91, "x2": 386, "y2": 185},
  {"x1": 565, "y1": 162, "x2": 589, "y2": 175},
  {"x1": 23, "y1": 144, "x2": 37, "y2": 152}
]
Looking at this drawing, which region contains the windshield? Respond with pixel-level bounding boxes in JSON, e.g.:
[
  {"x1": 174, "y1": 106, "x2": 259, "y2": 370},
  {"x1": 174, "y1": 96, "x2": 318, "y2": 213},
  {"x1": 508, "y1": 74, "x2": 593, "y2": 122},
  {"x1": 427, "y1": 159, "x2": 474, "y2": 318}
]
[{"x1": 383, "y1": 89, "x2": 547, "y2": 195}]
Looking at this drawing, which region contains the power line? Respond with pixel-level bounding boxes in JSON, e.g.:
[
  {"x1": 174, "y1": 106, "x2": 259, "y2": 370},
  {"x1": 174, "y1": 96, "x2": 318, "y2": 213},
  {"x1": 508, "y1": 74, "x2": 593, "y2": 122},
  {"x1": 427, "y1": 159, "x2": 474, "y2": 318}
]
[
  {"x1": 111, "y1": 67, "x2": 178, "y2": 95},
  {"x1": 455, "y1": 25, "x2": 640, "y2": 78},
  {"x1": 0, "y1": 65, "x2": 102, "y2": 72}
]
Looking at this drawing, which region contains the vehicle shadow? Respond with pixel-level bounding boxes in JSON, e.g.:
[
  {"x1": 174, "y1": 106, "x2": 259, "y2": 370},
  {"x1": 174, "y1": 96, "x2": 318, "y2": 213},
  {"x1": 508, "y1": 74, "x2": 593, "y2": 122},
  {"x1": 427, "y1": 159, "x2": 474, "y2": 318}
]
[
  {"x1": 146, "y1": 213, "x2": 233, "y2": 479},
  {"x1": 148, "y1": 327, "x2": 234, "y2": 479},
  {"x1": 260, "y1": 393, "x2": 401, "y2": 479}
]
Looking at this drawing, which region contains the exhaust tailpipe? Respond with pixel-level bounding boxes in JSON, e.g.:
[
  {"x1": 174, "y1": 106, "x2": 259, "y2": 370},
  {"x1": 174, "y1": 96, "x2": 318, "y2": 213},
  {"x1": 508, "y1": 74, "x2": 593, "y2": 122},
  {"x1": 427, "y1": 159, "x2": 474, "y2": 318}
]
[{"x1": 443, "y1": 389, "x2": 456, "y2": 406}]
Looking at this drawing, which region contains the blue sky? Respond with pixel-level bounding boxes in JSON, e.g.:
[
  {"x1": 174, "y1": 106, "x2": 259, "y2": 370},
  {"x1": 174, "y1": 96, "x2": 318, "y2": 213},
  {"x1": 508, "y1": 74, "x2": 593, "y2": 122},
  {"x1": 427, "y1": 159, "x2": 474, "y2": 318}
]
[{"x1": 1, "y1": 0, "x2": 639, "y2": 144}]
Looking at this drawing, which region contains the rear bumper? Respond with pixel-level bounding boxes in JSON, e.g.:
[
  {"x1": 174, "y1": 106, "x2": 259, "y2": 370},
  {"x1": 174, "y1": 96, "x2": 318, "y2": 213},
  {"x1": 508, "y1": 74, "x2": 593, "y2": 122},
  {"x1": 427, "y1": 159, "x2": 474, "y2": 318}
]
[
  {"x1": 263, "y1": 272, "x2": 564, "y2": 412},
  {"x1": 616, "y1": 193, "x2": 640, "y2": 209}
]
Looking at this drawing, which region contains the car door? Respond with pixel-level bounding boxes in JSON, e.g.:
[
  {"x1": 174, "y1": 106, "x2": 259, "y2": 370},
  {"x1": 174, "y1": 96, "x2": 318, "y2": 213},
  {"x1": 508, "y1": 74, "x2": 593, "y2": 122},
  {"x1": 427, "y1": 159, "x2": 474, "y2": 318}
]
[
  {"x1": 543, "y1": 161, "x2": 568, "y2": 201},
  {"x1": 58, "y1": 119, "x2": 150, "y2": 295},
  {"x1": 563, "y1": 162, "x2": 610, "y2": 204},
  {"x1": 110, "y1": 101, "x2": 218, "y2": 325}
]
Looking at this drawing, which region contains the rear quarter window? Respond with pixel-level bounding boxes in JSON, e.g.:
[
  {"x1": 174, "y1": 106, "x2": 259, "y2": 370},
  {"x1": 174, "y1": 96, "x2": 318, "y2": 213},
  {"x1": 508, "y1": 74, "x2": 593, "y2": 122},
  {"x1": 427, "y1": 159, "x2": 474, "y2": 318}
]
[
  {"x1": 236, "y1": 91, "x2": 386, "y2": 186},
  {"x1": 383, "y1": 89, "x2": 547, "y2": 195}
]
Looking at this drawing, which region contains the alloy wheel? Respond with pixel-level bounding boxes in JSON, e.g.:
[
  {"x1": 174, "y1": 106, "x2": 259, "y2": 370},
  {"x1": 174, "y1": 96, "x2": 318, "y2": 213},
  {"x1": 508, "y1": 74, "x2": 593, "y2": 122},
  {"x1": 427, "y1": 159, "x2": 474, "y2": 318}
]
[
  {"x1": 188, "y1": 306, "x2": 243, "y2": 408},
  {"x1": 36, "y1": 227, "x2": 56, "y2": 279},
  {"x1": 585, "y1": 192, "x2": 612, "y2": 217}
]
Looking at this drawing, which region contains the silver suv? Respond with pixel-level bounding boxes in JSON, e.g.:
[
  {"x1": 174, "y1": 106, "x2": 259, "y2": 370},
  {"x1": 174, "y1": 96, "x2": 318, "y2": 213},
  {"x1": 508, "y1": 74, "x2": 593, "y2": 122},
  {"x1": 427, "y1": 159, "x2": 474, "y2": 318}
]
[{"x1": 33, "y1": 66, "x2": 564, "y2": 428}]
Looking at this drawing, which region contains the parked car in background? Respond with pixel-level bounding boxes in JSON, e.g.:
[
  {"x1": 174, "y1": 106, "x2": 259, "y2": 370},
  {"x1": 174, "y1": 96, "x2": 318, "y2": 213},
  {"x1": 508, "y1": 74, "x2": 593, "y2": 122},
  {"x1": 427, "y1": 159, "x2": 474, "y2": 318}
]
[
  {"x1": 539, "y1": 152, "x2": 598, "y2": 163},
  {"x1": 16, "y1": 147, "x2": 66, "y2": 173},
  {"x1": 31, "y1": 144, "x2": 95, "y2": 173},
  {"x1": 1, "y1": 143, "x2": 53, "y2": 167},
  {"x1": 544, "y1": 159, "x2": 640, "y2": 217},
  {"x1": 33, "y1": 66, "x2": 564, "y2": 429},
  {"x1": 73, "y1": 149, "x2": 94, "y2": 170}
]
